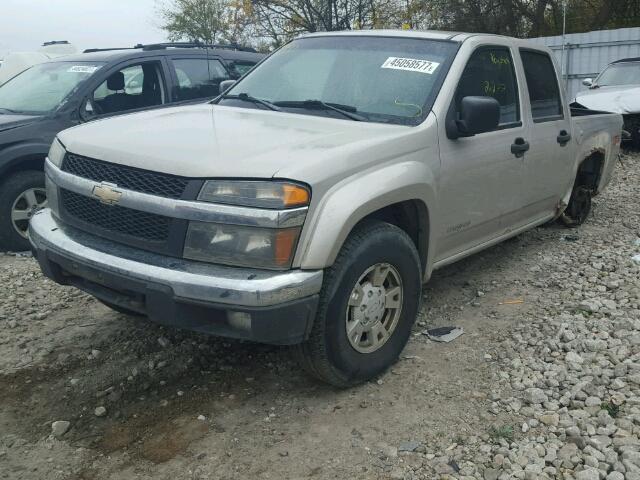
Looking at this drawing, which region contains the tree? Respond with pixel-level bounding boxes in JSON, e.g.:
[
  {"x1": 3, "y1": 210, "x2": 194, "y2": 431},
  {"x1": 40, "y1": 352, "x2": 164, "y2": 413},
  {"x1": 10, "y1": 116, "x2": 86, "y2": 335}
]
[
  {"x1": 250, "y1": 0, "x2": 407, "y2": 48},
  {"x1": 157, "y1": 0, "x2": 254, "y2": 45},
  {"x1": 413, "y1": 0, "x2": 640, "y2": 38}
]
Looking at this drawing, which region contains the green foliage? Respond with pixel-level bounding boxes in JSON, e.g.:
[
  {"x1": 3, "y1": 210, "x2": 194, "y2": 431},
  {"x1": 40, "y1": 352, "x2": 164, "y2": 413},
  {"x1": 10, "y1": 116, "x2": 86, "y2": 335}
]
[
  {"x1": 489, "y1": 424, "x2": 514, "y2": 443},
  {"x1": 415, "y1": 0, "x2": 640, "y2": 38},
  {"x1": 156, "y1": 0, "x2": 640, "y2": 52},
  {"x1": 158, "y1": 0, "x2": 254, "y2": 44},
  {"x1": 601, "y1": 401, "x2": 620, "y2": 418}
]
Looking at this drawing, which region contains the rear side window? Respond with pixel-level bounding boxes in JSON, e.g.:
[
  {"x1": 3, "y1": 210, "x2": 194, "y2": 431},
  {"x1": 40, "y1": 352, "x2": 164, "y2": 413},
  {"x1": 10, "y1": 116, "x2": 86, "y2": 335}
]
[
  {"x1": 172, "y1": 58, "x2": 230, "y2": 101},
  {"x1": 520, "y1": 50, "x2": 563, "y2": 121},
  {"x1": 455, "y1": 47, "x2": 520, "y2": 128},
  {"x1": 231, "y1": 62, "x2": 256, "y2": 77}
]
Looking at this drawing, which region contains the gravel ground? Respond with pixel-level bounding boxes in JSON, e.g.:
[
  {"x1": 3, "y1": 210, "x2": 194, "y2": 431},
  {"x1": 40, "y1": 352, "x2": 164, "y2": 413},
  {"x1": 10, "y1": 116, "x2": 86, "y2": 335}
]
[{"x1": 0, "y1": 151, "x2": 638, "y2": 480}]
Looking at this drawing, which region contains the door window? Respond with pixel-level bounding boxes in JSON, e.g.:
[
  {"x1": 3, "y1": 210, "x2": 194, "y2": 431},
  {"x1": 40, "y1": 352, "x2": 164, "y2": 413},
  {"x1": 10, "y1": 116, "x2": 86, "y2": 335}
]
[
  {"x1": 230, "y1": 61, "x2": 256, "y2": 77},
  {"x1": 92, "y1": 62, "x2": 165, "y2": 115},
  {"x1": 172, "y1": 58, "x2": 230, "y2": 101},
  {"x1": 455, "y1": 47, "x2": 520, "y2": 128},
  {"x1": 520, "y1": 50, "x2": 563, "y2": 122}
]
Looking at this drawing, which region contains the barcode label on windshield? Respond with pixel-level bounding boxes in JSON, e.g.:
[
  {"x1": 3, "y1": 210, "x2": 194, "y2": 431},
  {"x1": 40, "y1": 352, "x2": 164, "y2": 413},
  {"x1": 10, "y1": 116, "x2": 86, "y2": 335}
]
[
  {"x1": 381, "y1": 57, "x2": 440, "y2": 74},
  {"x1": 67, "y1": 65, "x2": 100, "y2": 74}
]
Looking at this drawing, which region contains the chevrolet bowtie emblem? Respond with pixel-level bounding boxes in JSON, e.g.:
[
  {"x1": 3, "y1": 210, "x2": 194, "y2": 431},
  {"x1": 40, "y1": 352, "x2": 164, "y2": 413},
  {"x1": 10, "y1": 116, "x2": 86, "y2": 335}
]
[{"x1": 92, "y1": 182, "x2": 122, "y2": 205}]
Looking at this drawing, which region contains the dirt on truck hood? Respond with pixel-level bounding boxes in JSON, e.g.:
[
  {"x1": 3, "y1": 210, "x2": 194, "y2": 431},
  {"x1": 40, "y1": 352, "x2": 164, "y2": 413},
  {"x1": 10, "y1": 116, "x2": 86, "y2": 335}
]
[{"x1": 57, "y1": 103, "x2": 409, "y2": 180}]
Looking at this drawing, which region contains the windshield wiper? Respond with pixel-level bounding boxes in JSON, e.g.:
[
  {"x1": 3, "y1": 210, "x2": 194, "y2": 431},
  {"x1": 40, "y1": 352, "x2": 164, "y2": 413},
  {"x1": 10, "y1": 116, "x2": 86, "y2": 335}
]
[
  {"x1": 274, "y1": 99, "x2": 365, "y2": 121},
  {"x1": 219, "y1": 92, "x2": 281, "y2": 111},
  {"x1": 0, "y1": 107, "x2": 19, "y2": 114}
]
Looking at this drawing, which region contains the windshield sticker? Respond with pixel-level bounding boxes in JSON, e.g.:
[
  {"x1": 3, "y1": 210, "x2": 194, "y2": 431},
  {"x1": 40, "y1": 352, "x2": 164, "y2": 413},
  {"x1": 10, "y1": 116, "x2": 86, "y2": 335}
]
[
  {"x1": 67, "y1": 65, "x2": 100, "y2": 74},
  {"x1": 381, "y1": 57, "x2": 440, "y2": 74}
]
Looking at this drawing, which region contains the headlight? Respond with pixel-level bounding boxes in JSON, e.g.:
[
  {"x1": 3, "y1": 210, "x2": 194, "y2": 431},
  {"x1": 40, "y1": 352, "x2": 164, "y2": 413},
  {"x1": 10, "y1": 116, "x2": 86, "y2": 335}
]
[
  {"x1": 47, "y1": 138, "x2": 66, "y2": 168},
  {"x1": 198, "y1": 180, "x2": 310, "y2": 209},
  {"x1": 184, "y1": 222, "x2": 300, "y2": 270}
]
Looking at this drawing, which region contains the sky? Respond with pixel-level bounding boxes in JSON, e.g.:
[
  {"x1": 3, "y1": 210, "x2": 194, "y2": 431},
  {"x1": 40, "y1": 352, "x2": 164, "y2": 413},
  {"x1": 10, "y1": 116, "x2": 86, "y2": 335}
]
[{"x1": 0, "y1": 0, "x2": 168, "y2": 58}]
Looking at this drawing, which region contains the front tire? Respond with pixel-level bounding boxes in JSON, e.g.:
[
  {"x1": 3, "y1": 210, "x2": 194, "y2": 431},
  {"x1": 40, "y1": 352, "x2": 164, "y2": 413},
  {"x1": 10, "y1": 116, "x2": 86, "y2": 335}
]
[
  {"x1": 0, "y1": 171, "x2": 47, "y2": 252},
  {"x1": 294, "y1": 220, "x2": 422, "y2": 387}
]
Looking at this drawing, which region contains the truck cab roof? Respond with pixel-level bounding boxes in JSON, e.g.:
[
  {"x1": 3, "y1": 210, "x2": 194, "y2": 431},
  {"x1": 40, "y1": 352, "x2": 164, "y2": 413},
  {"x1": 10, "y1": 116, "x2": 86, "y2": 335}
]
[{"x1": 299, "y1": 29, "x2": 555, "y2": 58}]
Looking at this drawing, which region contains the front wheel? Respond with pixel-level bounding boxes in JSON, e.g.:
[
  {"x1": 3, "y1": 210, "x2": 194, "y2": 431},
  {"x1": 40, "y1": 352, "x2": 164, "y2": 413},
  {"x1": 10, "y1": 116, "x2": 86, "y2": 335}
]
[
  {"x1": 0, "y1": 171, "x2": 47, "y2": 252},
  {"x1": 294, "y1": 220, "x2": 422, "y2": 387}
]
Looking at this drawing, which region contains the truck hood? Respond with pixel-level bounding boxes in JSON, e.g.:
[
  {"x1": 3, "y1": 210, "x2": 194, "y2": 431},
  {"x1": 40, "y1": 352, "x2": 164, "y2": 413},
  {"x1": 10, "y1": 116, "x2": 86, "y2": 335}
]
[
  {"x1": 574, "y1": 85, "x2": 640, "y2": 114},
  {"x1": 0, "y1": 113, "x2": 41, "y2": 133},
  {"x1": 58, "y1": 104, "x2": 410, "y2": 181}
]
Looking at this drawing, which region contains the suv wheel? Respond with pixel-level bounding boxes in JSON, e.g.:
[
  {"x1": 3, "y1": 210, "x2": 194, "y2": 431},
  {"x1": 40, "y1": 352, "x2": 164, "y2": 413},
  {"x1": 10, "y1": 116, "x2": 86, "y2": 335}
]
[
  {"x1": 0, "y1": 171, "x2": 47, "y2": 252},
  {"x1": 294, "y1": 220, "x2": 422, "y2": 387}
]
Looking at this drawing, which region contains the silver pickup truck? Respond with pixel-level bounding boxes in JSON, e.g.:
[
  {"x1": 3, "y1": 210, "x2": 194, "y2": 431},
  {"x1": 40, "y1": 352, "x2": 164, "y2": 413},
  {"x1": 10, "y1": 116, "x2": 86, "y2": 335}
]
[{"x1": 30, "y1": 30, "x2": 622, "y2": 386}]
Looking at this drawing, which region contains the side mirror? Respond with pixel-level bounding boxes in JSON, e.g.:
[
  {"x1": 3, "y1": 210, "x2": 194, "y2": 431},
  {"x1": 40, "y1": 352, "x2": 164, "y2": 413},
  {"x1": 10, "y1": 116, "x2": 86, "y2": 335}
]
[
  {"x1": 454, "y1": 96, "x2": 500, "y2": 137},
  {"x1": 219, "y1": 79, "x2": 236, "y2": 95},
  {"x1": 582, "y1": 78, "x2": 593, "y2": 87}
]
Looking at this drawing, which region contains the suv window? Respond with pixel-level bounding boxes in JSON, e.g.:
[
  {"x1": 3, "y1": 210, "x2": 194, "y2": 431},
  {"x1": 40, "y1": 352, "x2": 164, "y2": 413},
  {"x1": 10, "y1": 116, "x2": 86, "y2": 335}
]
[
  {"x1": 230, "y1": 61, "x2": 255, "y2": 77},
  {"x1": 520, "y1": 50, "x2": 563, "y2": 121},
  {"x1": 172, "y1": 58, "x2": 230, "y2": 101},
  {"x1": 92, "y1": 62, "x2": 165, "y2": 115},
  {"x1": 455, "y1": 47, "x2": 520, "y2": 128}
]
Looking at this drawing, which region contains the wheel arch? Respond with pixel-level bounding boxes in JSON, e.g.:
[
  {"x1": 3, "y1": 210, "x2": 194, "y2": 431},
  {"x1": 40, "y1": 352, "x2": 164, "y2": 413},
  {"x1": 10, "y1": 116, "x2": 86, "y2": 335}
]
[
  {"x1": 0, "y1": 143, "x2": 50, "y2": 179},
  {"x1": 296, "y1": 160, "x2": 435, "y2": 278},
  {"x1": 576, "y1": 149, "x2": 606, "y2": 192}
]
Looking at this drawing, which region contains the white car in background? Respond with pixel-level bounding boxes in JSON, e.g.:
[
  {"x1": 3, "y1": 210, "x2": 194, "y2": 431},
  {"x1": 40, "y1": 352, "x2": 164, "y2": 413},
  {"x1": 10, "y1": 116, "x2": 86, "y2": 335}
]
[
  {"x1": 574, "y1": 57, "x2": 640, "y2": 147},
  {"x1": 0, "y1": 41, "x2": 77, "y2": 86}
]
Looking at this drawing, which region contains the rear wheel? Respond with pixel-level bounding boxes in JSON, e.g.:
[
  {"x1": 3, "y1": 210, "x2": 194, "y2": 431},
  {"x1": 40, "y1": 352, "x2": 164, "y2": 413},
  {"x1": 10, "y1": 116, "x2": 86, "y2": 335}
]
[
  {"x1": 294, "y1": 220, "x2": 422, "y2": 387},
  {"x1": 561, "y1": 184, "x2": 592, "y2": 227},
  {"x1": 0, "y1": 171, "x2": 47, "y2": 251}
]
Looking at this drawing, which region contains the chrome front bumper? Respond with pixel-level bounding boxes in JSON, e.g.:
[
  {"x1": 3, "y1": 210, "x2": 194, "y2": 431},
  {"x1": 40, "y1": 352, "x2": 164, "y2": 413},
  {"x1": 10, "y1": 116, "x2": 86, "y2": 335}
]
[{"x1": 29, "y1": 209, "x2": 323, "y2": 343}]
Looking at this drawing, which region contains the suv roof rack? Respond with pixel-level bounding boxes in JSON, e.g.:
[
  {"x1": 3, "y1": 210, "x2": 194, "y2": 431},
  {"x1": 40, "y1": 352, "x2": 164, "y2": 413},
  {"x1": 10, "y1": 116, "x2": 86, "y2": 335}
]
[
  {"x1": 133, "y1": 42, "x2": 257, "y2": 53},
  {"x1": 83, "y1": 47, "x2": 135, "y2": 53}
]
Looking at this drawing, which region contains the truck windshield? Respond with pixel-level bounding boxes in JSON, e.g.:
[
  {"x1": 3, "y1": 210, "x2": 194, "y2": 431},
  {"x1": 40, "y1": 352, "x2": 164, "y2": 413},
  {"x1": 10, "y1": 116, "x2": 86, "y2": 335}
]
[
  {"x1": 0, "y1": 61, "x2": 104, "y2": 114},
  {"x1": 596, "y1": 62, "x2": 640, "y2": 86},
  {"x1": 219, "y1": 36, "x2": 457, "y2": 125}
]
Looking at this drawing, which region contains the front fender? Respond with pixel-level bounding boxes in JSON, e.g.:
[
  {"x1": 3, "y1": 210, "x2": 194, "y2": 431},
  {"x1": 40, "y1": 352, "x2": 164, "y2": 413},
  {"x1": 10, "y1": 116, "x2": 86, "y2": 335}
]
[
  {"x1": 0, "y1": 142, "x2": 51, "y2": 177},
  {"x1": 295, "y1": 158, "x2": 436, "y2": 271}
]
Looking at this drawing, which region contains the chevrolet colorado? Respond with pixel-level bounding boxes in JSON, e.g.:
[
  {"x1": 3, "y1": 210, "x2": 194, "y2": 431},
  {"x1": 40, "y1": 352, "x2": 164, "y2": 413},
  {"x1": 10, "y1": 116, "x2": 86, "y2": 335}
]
[{"x1": 30, "y1": 31, "x2": 622, "y2": 386}]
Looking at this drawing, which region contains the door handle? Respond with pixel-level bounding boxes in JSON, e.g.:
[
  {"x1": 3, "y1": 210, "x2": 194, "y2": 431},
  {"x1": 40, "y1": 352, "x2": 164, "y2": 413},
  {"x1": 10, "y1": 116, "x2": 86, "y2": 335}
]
[
  {"x1": 511, "y1": 137, "x2": 530, "y2": 157},
  {"x1": 557, "y1": 130, "x2": 571, "y2": 146}
]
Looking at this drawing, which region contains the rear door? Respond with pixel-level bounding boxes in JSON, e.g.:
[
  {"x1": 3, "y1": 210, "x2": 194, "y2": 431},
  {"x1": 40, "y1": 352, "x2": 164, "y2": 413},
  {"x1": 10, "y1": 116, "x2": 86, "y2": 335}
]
[
  {"x1": 518, "y1": 49, "x2": 574, "y2": 217},
  {"x1": 168, "y1": 56, "x2": 232, "y2": 103},
  {"x1": 436, "y1": 45, "x2": 530, "y2": 262}
]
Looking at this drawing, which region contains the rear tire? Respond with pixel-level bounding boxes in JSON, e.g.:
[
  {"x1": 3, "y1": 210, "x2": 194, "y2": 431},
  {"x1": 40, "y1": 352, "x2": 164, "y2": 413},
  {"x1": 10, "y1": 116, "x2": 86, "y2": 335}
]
[
  {"x1": 560, "y1": 184, "x2": 592, "y2": 227},
  {"x1": 0, "y1": 170, "x2": 46, "y2": 252},
  {"x1": 294, "y1": 220, "x2": 422, "y2": 387}
]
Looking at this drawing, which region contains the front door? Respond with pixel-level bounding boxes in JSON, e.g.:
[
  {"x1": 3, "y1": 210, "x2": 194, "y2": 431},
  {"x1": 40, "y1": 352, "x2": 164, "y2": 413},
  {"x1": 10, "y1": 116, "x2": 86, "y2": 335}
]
[{"x1": 435, "y1": 45, "x2": 529, "y2": 262}]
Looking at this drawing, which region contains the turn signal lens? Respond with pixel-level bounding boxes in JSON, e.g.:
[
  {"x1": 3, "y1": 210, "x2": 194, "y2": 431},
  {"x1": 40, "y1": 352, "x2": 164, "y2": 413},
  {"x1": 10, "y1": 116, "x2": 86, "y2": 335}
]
[
  {"x1": 282, "y1": 184, "x2": 310, "y2": 208},
  {"x1": 198, "y1": 181, "x2": 310, "y2": 209}
]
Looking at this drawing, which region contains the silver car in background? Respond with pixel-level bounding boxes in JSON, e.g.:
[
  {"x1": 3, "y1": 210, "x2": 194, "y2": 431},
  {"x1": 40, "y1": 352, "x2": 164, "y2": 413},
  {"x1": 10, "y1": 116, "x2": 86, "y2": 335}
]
[{"x1": 574, "y1": 57, "x2": 640, "y2": 147}]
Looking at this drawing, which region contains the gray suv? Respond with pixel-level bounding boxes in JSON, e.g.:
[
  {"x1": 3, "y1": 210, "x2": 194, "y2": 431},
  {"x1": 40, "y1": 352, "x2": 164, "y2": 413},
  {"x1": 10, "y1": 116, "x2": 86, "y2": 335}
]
[{"x1": 0, "y1": 42, "x2": 263, "y2": 251}]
